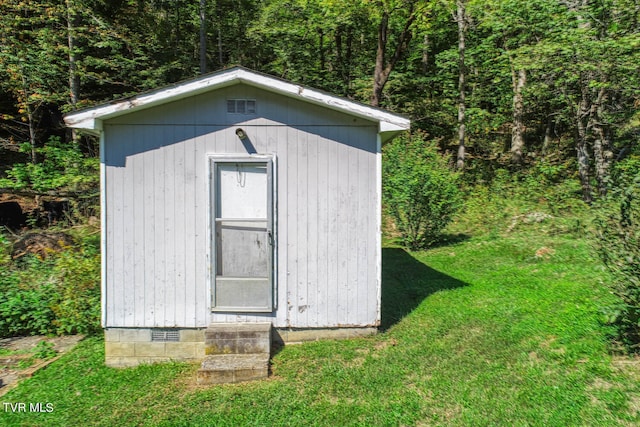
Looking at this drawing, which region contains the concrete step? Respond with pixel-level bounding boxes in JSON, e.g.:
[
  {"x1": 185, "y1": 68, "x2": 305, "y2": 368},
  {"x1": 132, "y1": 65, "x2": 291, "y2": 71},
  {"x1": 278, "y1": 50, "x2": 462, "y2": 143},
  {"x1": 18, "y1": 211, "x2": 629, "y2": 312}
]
[
  {"x1": 204, "y1": 322, "x2": 271, "y2": 355},
  {"x1": 197, "y1": 353, "x2": 269, "y2": 384},
  {"x1": 198, "y1": 323, "x2": 272, "y2": 384}
]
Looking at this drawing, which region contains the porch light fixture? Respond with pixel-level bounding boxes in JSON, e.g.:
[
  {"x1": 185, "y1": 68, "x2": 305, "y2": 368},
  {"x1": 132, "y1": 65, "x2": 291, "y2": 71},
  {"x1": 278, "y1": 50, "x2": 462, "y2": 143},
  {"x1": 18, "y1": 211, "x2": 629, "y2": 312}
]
[{"x1": 235, "y1": 128, "x2": 247, "y2": 140}]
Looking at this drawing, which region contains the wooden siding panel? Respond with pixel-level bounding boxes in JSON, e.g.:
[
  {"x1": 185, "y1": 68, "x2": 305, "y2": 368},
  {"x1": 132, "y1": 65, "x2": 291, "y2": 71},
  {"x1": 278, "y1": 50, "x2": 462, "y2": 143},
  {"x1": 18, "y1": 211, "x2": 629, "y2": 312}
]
[
  {"x1": 325, "y1": 125, "x2": 340, "y2": 326},
  {"x1": 275, "y1": 125, "x2": 289, "y2": 327},
  {"x1": 358, "y1": 147, "x2": 372, "y2": 324},
  {"x1": 103, "y1": 84, "x2": 381, "y2": 329},
  {"x1": 315, "y1": 132, "x2": 330, "y2": 327},
  {"x1": 193, "y1": 131, "x2": 207, "y2": 325},
  {"x1": 172, "y1": 128, "x2": 186, "y2": 326},
  {"x1": 336, "y1": 128, "x2": 350, "y2": 325},
  {"x1": 286, "y1": 126, "x2": 299, "y2": 326},
  {"x1": 132, "y1": 130, "x2": 146, "y2": 326}
]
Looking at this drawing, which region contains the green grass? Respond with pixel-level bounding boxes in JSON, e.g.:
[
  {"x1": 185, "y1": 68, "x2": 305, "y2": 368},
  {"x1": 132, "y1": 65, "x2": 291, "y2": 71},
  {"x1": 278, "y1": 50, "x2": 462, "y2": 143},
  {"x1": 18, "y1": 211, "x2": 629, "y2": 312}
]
[{"x1": 2, "y1": 218, "x2": 640, "y2": 425}]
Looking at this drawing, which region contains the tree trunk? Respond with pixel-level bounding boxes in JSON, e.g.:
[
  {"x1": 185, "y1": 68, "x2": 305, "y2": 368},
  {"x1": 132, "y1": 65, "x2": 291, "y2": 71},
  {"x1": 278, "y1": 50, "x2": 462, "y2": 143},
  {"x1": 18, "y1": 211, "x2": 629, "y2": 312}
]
[
  {"x1": 510, "y1": 68, "x2": 526, "y2": 165},
  {"x1": 371, "y1": 1, "x2": 416, "y2": 107},
  {"x1": 66, "y1": 0, "x2": 80, "y2": 144},
  {"x1": 591, "y1": 86, "x2": 613, "y2": 196},
  {"x1": 576, "y1": 81, "x2": 592, "y2": 203},
  {"x1": 318, "y1": 28, "x2": 325, "y2": 71},
  {"x1": 456, "y1": 0, "x2": 467, "y2": 170},
  {"x1": 422, "y1": 33, "x2": 429, "y2": 73},
  {"x1": 199, "y1": 0, "x2": 207, "y2": 74},
  {"x1": 542, "y1": 115, "x2": 554, "y2": 156},
  {"x1": 372, "y1": 11, "x2": 390, "y2": 107}
]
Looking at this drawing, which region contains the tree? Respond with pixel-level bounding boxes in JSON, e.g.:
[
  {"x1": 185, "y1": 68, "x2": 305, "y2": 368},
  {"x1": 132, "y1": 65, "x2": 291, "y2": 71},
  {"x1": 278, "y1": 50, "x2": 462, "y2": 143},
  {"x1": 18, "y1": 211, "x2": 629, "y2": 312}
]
[
  {"x1": 370, "y1": 0, "x2": 421, "y2": 107},
  {"x1": 455, "y1": 0, "x2": 468, "y2": 169},
  {"x1": 383, "y1": 133, "x2": 462, "y2": 249}
]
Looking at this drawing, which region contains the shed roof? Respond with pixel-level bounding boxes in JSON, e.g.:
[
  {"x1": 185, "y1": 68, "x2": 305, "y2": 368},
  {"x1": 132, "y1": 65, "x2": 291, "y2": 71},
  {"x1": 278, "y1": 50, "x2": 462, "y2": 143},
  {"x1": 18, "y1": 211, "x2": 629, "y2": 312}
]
[{"x1": 64, "y1": 66, "x2": 410, "y2": 141}]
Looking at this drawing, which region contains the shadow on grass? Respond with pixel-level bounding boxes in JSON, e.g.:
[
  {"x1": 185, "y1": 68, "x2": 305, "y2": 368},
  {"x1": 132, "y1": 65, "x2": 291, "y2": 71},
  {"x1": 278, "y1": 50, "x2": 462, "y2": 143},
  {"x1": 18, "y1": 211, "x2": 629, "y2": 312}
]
[{"x1": 380, "y1": 247, "x2": 469, "y2": 331}]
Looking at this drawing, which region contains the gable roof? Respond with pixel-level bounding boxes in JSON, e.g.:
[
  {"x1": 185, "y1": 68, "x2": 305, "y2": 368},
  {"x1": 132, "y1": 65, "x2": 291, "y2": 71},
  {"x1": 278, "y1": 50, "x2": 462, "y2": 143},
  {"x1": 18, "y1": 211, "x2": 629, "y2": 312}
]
[{"x1": 64, "y1": 66, "x2": 410, "y2": 141}]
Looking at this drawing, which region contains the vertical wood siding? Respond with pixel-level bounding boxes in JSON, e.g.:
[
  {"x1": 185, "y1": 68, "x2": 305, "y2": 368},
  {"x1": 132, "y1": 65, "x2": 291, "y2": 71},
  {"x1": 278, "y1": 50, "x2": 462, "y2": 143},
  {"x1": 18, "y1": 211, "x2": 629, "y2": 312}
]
[{"x1": 103, "y1": 85, "x2": 380, "y2": 328}]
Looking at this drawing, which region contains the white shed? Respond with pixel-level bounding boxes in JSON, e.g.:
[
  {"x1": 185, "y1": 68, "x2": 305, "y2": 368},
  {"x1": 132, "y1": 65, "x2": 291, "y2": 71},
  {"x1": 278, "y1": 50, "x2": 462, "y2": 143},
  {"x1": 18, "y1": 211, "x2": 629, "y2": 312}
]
[{"x1": 65, "y1": 67, "x2": 409, "y2": 368}]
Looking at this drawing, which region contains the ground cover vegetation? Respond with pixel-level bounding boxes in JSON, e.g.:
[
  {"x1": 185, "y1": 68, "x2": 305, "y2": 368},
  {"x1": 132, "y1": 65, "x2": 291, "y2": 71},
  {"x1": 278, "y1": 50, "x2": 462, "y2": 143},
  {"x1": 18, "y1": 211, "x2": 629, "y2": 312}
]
[
  {"x1": 3, "y1": 189, "x2": 640, "y2": 426},
  {"x1": 1, "y1": 0, "x2": 640, "y2": 424}
]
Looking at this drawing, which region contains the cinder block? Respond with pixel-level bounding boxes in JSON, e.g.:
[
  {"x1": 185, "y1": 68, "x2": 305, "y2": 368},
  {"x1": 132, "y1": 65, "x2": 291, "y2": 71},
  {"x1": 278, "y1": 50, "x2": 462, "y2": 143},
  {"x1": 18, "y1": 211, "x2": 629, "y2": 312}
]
[
  {"x1": 197, "y1": 369, "x2": 235, "y2": 384},
  {"x1": 195, "y1": 342, "x2": 206, "y2": 356},
  {"x1": 197, "y1": 354, "x2": 269, "y2": 384},
  {"x1": 205, "y1": 340, "x2": 236, "y2": 355},
  {"x1": 120, "y1": 329, "x2": 151, "y2": 342},
  {"x1": 180, "y1": 329, "x2": 205, "y2": 342},
  {"x1": 103, "y1": 329, "x2": 120, "y2": 342},
  {"x1": 236, "y1": 338, "x2": 269, "y2": 354},
  {"x1": 105, "y1": 342, "x2": 135, "y2": 357},
  {"x1": 234, "y1": 367, "x2": 268, "y2": 382},
  {"x1": 275, "y1": 327, "x2": 377, "y2": 343},
  {"x1": 135, "y1": 342, "x2": 166, "y2": 357},
  {"x1": 165, "y1": 342, "x2": 197, "y2": 359},
  {"x1": 205, "y1": 330, "x2": 237, "y2": 341},
  {"x1": 106, "y1": 357, "x2": 140, "y2": 368}
]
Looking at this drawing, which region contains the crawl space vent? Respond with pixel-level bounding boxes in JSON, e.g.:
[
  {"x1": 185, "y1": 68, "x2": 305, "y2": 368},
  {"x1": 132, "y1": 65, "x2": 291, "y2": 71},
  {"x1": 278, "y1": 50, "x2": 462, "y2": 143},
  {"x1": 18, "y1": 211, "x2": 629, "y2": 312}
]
[{"x1": 151, "y1": 329, "x2": 180, "y2": 342}]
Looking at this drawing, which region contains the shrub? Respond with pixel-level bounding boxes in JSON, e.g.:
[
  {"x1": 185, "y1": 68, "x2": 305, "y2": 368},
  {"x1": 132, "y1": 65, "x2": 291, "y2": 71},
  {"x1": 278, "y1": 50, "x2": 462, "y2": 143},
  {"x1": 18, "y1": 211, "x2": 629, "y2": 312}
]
[
  {"x1": 0, "y1": 231, "x2": 101, "y2": 338},
  {"x1": 382, "y1": 133, "x2": 462, "y2": 250},
  {"x1": 0, "y1": 136, "x2": 99, "y2": 193},
  {"x1": 50, "y1": 244, "x2": 101, "y2": 335},
  {"x1": 0, "y1": 286, "x2": 57, "y2": 336},
  {"x1": 595, "y1": 173, "x2": 640, "y2": 351}
]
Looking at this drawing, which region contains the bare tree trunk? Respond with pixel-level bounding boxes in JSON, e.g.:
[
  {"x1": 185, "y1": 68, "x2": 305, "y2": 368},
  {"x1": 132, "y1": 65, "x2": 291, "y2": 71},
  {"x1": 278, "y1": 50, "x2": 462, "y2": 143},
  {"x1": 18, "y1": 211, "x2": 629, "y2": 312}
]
[
  {"x1": 371, "y1": 1, "x2": 416, "y2": 107},
  {"x1": 199, "y1": 0, "x2": 207, "y2": 74},
  {"x1": 66, "y1": 0, "x2": 80, "y2": 144},
  {"x1": 510, "y1": 68, "x2": 526, "y2": 165},
  {"x1": 456, "y1": 0, "x2": 467, "y2": 170},
  {"x1": 576, "y1": 81, "x2": 593, "y2": 203},
  {"x1": 591, "y1": 86, "x2": 613, "y2": 196},
  {"x1": 372, "y1": 10, "x2": 390, "y2": 107},
  {"x1": 318, "y1": 28, "x2": 325, "y2": 71},
  {"x1": 422, "y1": 33, "x2": 429, "y2": 73},
  {"x1": 542, "y1": 115, "x2": 554, "y2": 156}
]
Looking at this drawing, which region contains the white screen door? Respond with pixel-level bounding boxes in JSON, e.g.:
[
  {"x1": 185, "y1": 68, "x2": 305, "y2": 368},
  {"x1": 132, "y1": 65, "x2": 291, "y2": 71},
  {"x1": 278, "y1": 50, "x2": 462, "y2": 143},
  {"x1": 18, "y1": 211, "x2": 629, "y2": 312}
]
[{"x1": 212, "y1": 160, "x2": 273, "y2": 312}]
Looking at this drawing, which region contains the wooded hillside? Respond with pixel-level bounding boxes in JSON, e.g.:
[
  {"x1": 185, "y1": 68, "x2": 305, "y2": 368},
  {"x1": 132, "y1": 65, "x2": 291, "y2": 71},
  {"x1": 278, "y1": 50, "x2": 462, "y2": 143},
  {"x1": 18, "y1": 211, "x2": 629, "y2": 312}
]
[{"x1": 0, "y1": 0, "x2": 639, "y2": 202}]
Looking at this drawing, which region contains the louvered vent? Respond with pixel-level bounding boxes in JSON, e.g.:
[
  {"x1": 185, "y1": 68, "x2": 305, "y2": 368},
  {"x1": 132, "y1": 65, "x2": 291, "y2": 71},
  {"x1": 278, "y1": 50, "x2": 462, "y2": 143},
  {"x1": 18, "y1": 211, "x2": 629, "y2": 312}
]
[
  {"x1": 227, "y1": 99, "x2": 256, "y2": 114},
  {"x1": 151, "y1": 329, "x2": 180, "y2": 342}
]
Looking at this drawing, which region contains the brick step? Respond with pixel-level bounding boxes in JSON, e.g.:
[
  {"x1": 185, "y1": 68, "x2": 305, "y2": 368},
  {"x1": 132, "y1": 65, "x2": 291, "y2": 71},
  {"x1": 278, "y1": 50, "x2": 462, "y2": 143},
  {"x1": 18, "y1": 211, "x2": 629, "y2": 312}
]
[
  {"x1": 204, "y1": 322, "x2": 271, "y2": 355},
  {"x1": 197, "y1": 354, "x2": 269, "y2": 384}
]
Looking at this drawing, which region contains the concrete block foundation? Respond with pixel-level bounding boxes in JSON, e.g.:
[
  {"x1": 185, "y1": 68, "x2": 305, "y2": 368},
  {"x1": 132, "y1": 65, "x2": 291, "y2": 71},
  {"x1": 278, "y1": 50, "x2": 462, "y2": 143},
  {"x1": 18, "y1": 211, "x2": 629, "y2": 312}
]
[{"x1": 104, "y1": 326, "x2": 377, "y2": 372}]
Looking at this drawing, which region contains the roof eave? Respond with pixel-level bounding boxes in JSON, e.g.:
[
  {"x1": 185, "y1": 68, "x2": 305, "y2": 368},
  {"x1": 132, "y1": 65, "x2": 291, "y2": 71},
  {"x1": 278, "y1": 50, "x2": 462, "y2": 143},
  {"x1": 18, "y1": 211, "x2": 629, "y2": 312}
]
[{"x1": 63, "y1": 67, "x2": 411, "y2": 136}]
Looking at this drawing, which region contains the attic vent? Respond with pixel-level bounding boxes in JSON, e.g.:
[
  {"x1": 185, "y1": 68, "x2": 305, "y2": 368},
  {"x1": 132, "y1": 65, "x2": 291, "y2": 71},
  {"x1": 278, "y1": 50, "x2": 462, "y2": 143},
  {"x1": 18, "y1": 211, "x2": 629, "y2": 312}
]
[
  {"x1": 227, "y1": 99, "x2": 256, "y2": 114},
  {"x1": 151, "y1": 329, "x2": 180, "y2": 342}
]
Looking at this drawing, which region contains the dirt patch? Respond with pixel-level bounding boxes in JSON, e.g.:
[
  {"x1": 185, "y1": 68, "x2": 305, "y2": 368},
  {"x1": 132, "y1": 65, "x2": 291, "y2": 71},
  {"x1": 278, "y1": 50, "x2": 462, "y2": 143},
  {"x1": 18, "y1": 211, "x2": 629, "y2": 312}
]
[
  {"x1": 0, "y1": 335, "x2": 84, "y2": 397},
  {"x1": 11, "y1": 232, "x2": 75, "y2": 259}
]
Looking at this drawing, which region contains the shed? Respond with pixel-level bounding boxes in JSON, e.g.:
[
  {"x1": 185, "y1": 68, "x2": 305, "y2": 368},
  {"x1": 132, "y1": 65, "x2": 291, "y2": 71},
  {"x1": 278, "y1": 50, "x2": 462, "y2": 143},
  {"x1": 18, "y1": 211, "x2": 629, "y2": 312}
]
[{"x1": 64, "y1": 67, "x2": 410, "y2": 369}]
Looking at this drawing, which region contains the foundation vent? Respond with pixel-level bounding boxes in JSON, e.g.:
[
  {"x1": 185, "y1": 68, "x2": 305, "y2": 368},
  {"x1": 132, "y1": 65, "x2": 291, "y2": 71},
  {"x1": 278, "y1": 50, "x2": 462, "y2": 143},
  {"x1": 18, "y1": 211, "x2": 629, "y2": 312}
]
[{"x1": 151, "y1": 329, "x2": 180, "y2": 342}]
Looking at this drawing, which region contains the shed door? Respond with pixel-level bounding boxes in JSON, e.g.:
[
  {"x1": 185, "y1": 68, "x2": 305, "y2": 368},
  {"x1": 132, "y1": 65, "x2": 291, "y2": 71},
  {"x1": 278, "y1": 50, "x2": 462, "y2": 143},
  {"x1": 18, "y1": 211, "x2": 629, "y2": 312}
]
[{"x1": 212, "y1": 160, "x2": 273, "y2": 312}]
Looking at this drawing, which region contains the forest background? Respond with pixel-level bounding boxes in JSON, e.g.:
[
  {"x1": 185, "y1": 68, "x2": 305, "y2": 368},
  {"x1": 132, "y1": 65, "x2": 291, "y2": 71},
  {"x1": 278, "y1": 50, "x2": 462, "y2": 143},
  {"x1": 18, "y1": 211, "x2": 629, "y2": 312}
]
[
  {"x1": 0, "y1": 0, "x2": 640, "y2": 344},
  {"x1": 0, "y1": 0, "x2": 639, "y2": 200}
]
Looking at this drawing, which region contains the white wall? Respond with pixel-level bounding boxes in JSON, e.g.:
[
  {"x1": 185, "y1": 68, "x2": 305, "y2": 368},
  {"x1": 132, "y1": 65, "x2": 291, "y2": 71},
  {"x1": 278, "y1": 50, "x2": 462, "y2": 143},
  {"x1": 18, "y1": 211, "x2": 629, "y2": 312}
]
[{"x1": 103, "y1": 84, "x2": 380, "y2": 328}]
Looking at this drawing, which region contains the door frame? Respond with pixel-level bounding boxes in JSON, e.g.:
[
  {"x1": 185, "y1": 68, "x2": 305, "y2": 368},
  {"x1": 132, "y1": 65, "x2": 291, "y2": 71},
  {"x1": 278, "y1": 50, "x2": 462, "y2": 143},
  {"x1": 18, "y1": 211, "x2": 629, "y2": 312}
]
[{"x1": 208, "y1": 154, "x2": 277, "y2": 313}]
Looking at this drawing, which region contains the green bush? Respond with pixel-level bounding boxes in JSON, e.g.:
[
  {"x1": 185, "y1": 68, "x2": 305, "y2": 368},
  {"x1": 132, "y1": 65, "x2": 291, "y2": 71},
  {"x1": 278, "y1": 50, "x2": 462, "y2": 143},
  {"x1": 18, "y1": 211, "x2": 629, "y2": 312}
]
[
  {"x1": 595, "y1": 174, "x2": 640, "y2": 351},
  {"x1": 0, "y1": 232, "x2": 101, "y2": 337},
  {"x1": 0, "y1": 136, "x2": 99, "y2": 193},
  {"x1": 382, "y1": 133, "x2": 462, "y2": 250},
  {"x1": 0, "y1": 286, "x2": 57, "y2": 336},
  {"x1": 50, "y1": 244, "x2": 101, "y2": 335}
]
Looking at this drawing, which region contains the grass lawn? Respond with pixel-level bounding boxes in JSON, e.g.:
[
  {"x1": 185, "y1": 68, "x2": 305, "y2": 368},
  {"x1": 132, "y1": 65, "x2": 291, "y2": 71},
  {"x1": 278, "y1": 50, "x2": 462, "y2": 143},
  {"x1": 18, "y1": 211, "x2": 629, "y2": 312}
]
[{"x1": 2, "y1": 223, "x2": 640, "y2": 425}]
